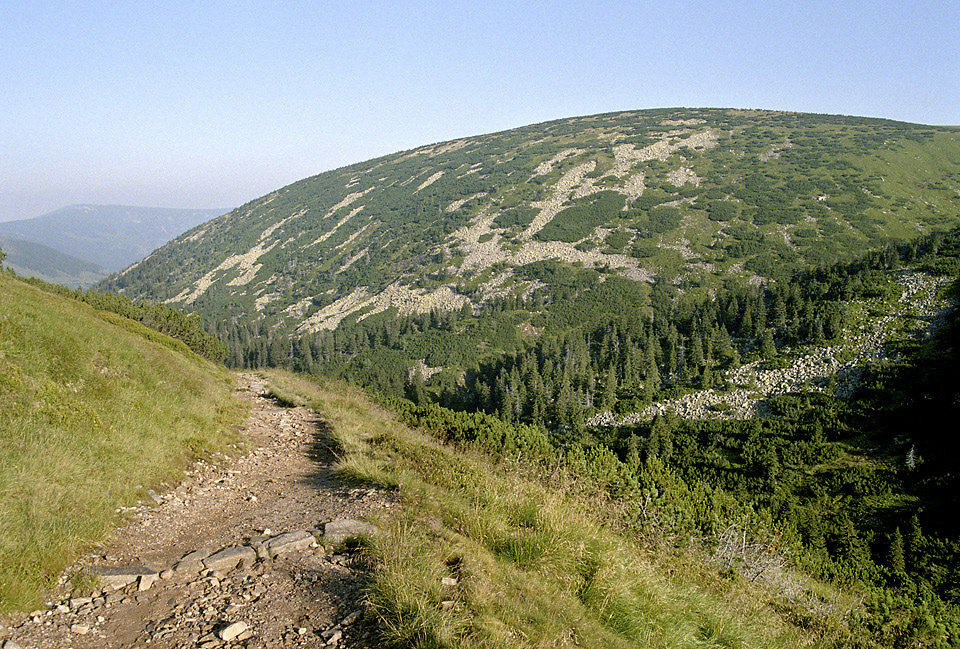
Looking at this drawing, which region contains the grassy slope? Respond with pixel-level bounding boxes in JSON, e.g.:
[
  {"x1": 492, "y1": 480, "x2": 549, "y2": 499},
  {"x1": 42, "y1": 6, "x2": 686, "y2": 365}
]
[
  {"x1": 0, "y1": 273, "x2": 245, "y2": 611},
  {"x1": 265, "y1": 370, "x2": 856, "y2": 649}
]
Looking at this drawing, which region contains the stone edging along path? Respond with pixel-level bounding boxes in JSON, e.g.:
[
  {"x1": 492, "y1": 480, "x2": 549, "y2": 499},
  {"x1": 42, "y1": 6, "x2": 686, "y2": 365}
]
[
  {"x1": 91, "y1": 520, "x2": 378, "y2": 593},
  {"x1": 8, "y1": 521, "x2": 378, "y2": 649}
]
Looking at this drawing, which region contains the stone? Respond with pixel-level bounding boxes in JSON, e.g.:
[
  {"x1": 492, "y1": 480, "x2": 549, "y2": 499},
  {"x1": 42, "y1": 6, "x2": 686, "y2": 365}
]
[
  {"x1": 169, "y1": 559, "x2": 203, "y2": 580},
  {"x1": 70, "y1": 624, "x2": 90, "y2": 635},
  {"x1": 218, "y1": 621, "x2": 249, "y2": 641},
  {"x1": 322, "y1": 520, "x2": 379, "y2": 545},
  {"x1": 181, "y1": 548, "x2": 216, "y2": 564},
  {"x1": 138, "y1": 574, "x2": 158, "y2": 592},
  {"x1": 265, "y1": 530, "x2": 315, "y2": 557},
  {"x1": 3, "y1": 639, "x2": 24, "y2": 649},
  {"x1": 441, "y1": 576, "x2": 458, "y2": 588},
  {"x1": 203, "y1": 546, "x2": 256, "y2": 573},
  {"x1": 88, "y1": 566, "x2": 159, "y2": 591},
  {"x1": 253, "y1": 543, "x2": 272, "y2": 561}
]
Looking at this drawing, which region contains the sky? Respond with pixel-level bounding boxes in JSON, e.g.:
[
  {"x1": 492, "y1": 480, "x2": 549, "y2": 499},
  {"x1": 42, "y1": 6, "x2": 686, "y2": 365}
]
[{"x1": 2, "y1": 0, "x2": 958, "y2": 222}]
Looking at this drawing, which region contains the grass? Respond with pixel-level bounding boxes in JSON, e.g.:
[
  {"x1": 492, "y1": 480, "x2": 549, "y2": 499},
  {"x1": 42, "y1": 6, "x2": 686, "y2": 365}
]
[
  {"x1": 0, "y1": 274, "x2": 245, "y2": 611},
  {"x1": 263, "y1": 369, "x2": 856, "y2": 648}
]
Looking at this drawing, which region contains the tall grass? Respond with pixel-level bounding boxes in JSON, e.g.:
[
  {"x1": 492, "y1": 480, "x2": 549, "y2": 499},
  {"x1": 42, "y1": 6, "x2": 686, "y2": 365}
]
[
  {"x1": 263, "y1": 370, "x2": 854, "y2": 648},
  {"x1": 0, "y1": 275, "x2": 244, "y2": 611}
]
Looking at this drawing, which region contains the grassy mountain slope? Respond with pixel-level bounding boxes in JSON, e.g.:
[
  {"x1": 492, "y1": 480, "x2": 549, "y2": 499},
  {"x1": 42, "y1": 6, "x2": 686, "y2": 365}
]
[
  {"x1": 0, "y1": 234, "x2": 108, "y2": 288},
  {"x1": 264, "y1": 369, "x2": 907, "y2": 648},
  {"x1": 0, "y1": 272, "x2": 244, "y2": 612},
  {"x1": 0, "y1": 204, "x2": 228, "y2": 273},
  {"x1": 103, "y1": 109, "x2": 960, "y2": 330},
  {"x1": 263, "y1": 371, "x2": 842, "y2": 648}
]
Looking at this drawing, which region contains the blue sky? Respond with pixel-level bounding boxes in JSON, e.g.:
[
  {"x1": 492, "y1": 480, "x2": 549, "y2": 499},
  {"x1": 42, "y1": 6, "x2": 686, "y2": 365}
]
[{"x1": 2, "y1": 0, "x2": 958, "y2": 221}]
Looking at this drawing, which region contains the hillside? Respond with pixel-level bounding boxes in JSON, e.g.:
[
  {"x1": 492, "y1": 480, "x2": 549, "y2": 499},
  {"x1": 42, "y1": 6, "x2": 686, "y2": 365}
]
[
  {"x1": 99, "y1": 109, "x2": 960, "y2": 399},
  {"x1": 0, "y1": 235, "x2": 108, "y2": 288},
  {"x1": 104, "y1": 109, "x2": 960, "y2": 330},
  {"x1": 2, "y1": 251, "x2": 959, "y2": 646},
  {"x1": 0, "y1": 272, "x2": 243, "y2": 612},
  {"x1": 0, "y1": 204, "x2": 228, "y2": 273},
  {"x1": 93, "y1": 108, "x2": 960, "y2": 646}
]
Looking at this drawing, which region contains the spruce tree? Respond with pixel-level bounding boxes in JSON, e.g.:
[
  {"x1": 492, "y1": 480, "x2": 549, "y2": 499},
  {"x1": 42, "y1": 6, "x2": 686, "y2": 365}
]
[{"x1": 889, "y1": 527, "x2": 906, "y2": 577}]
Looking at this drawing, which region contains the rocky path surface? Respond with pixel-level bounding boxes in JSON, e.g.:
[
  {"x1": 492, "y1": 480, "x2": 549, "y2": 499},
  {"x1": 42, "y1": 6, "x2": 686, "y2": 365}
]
[{"x1": 1, "y1": 374, "x2": 394, "y2": 649}]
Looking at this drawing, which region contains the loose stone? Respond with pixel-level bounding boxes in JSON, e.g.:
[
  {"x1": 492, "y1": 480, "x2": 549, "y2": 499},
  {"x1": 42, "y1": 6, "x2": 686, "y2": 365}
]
[
  {"x1": 218, "y1": 620, "x2": 249, "y2": 641},
  {"x1": 88, "y1": 565, "x2": 159, "y2": 591}
]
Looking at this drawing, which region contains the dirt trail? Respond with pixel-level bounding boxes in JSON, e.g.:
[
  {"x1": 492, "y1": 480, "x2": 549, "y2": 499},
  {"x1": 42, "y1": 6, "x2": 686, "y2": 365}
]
[{"x1": 1, "y1": 374, "x2": 394, "y2": 649}]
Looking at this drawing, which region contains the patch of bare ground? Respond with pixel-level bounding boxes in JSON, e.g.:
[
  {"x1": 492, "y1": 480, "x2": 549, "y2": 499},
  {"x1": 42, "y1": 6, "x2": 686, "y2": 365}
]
[{"x1": 1, "y1": 374, "x2": 395, "y2": 649}]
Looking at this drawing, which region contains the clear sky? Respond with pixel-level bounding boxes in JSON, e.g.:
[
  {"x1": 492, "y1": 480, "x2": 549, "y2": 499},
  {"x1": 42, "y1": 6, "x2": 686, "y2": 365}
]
[{"x1": 2, "y1": 0, "x2": 958, "y2": 222}]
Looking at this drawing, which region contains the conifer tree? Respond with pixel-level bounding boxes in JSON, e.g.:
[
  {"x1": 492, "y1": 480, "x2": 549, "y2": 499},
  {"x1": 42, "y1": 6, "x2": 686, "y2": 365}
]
[
  {"x1": 760, "y1": 328, "x2": 777, "y2": 359},
  {"x1": 644, "y1": 347, "x2": 660, "y2": 403},
  {"x1": 600, "y1": 364, "x2": 618, "y2": 411},
  {"x1": 889, "y1": 527, "x2": 906, "y2": 577}
]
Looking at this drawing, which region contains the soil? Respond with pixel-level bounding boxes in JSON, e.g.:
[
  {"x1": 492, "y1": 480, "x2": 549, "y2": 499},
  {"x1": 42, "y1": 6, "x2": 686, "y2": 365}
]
[{"x1": 0, "y1": 373, "x2": 396, "y2": 649}]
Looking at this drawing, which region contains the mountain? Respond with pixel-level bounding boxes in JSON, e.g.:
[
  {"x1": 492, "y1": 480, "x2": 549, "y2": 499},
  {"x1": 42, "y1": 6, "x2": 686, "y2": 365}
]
[
  {"x1": 104, "y1": 108, "x2": 960, "y2": 330},
  {"x1": 0, "y1": 234, "x2": 108, "y2": 288},
  {"x1": 0, "y1": 204, "x2": 228, "y2": 273}
]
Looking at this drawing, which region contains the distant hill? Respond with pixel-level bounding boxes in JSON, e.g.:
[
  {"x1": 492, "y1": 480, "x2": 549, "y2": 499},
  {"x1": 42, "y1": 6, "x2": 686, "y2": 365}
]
[
  {"x1": 0, "y1": 234, "x2": 108, "y2": 288},
  {"x1": 0, "y1": 204, "x2": 228, "y2": 273}
]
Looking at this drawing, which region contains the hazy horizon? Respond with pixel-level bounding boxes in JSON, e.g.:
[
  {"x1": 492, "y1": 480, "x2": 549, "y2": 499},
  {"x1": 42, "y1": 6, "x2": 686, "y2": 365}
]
[{"x1": 3, "y1": 0, "x2": 958, "y2": 222}]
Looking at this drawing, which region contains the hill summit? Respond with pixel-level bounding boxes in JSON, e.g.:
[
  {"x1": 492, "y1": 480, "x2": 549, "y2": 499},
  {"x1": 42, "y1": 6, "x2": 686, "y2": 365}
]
[{"x1": 104, "y1": 109, "x2": 960, "y2": 333}]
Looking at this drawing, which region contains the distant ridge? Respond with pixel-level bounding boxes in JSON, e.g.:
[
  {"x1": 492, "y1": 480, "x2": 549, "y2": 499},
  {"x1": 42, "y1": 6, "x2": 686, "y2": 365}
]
[
  {"x1": 0, "y1": 234, "x2": 107, "y2": 288},
  {"x1": 0, "y1": 204, "x2": 229, "y2": 273}
]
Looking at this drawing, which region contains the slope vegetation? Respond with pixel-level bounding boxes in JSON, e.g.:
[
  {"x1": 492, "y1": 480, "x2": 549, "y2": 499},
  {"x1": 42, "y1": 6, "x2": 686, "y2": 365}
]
[
  {"x1": 0, "y1": 272, "x2": 244, "y2": 611},
  {"x1": 264, "y1": 370, "x2": 870, "y2": 648},
  {"x1": 104, "y1": 109, "x2": 960, "y2": 332}
]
